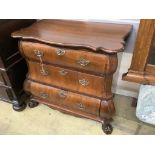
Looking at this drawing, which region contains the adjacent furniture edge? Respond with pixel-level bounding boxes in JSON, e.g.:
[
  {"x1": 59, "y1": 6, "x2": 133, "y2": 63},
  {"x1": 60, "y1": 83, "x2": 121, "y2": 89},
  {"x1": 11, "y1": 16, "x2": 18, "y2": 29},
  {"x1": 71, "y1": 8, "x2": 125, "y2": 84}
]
[
  {"x1": 0, "y1": 19, "x2": 36, "y2": 111},
  {"x1": 122, "y1": 70, "x2": 155, "y2": 85},
  {"x1": 122, "y1": 19, "x2": 155, "y2": 85}
]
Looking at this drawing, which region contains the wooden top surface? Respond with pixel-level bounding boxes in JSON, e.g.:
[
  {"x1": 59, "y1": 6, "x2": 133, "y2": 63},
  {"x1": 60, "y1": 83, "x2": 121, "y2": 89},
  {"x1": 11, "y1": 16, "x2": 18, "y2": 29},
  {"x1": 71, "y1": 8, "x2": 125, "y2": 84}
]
[{"x1": 12, "y1": 20, "x2": 132, "y2": 54}]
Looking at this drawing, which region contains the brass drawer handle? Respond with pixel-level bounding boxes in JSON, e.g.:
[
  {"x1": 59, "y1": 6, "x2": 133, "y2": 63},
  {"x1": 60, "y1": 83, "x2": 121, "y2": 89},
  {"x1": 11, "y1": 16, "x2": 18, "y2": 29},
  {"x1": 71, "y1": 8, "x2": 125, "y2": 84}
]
[
  {"x1": 58, "y1": 90, "x2": 68, "y2": 98},
  {"x1": 34, "y1": 50, "x2": 43, "y2": 57},
  {"x1": 77, "y1": 103, "x2": 85, "y2": 110},
  {"x1": 77, "y1": 57, "x2": 90, "y2": 67},
  {"x1": 34, "y1": 50, "x2": 48, "y2": 76},
  {"x1": 40, "y1": 92, "x2": 49, "y2": 99},
  {"x1": 40, "y1": 69, "x2": 49, "y2": 76},
  {"x1": 79, "y1": 79, "x2": 89, "y2": 86},
  {"x1": 59, "y1": 69, "x2": 68, "y2": 76},
  {"x1": 56, "y1": 49, "x2": 66, "y2": 56}
]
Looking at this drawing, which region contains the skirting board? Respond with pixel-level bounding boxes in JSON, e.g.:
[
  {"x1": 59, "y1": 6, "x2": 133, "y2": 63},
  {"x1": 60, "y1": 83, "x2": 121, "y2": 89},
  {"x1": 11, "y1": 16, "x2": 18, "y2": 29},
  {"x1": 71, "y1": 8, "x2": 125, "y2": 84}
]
[{"x1": 112, "y1": 52, "x2": 140, "y2": 98}]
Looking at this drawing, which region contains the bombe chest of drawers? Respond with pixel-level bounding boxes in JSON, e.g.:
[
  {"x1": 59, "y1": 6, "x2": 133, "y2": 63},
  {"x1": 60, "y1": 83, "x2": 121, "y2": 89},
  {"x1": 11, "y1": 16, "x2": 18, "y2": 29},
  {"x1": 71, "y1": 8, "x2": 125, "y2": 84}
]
[{"x1": 12, "y1": 20, "x2": 131, "y2": 134}]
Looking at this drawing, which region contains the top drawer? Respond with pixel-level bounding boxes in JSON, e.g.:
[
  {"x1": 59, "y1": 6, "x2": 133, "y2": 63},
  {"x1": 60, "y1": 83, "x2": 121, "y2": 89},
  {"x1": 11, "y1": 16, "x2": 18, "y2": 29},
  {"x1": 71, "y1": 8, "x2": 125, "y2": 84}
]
[{"x1": 20, "y1": 41, "x2": 117, "y2": 75}]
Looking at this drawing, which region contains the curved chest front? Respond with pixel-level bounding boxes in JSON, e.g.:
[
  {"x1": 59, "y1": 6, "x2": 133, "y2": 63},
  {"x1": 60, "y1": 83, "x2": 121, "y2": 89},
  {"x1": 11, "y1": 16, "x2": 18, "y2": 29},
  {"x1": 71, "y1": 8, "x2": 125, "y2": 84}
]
[
  {"x1": 20, "y1": 40, "x2": 117, "y2": 121},
  {"x1": 12, "y1": 19, "x2": 132, "y2": 134}
]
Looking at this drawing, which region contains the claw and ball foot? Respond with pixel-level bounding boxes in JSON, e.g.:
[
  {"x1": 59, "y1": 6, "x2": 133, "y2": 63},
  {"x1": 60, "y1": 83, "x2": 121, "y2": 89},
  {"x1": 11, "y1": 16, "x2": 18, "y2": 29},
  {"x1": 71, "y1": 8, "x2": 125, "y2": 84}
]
[
  {"x1": 27, "y1": 99, "x2": 39, "y2": 108},
  {"x1": 102, "y1": 122, "x2": 113, "y2": 134},
  {"x1": 12, "y1": 100, "x2": 27, "y2": 112}
]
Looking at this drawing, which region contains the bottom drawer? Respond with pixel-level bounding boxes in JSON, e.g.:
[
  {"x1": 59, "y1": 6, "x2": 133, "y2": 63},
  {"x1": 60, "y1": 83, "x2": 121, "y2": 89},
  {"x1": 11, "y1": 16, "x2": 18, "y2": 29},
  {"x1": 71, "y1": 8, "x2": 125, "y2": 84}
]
[{"x1": 25, "y1": 80, "x2": 101, "y2": 116}]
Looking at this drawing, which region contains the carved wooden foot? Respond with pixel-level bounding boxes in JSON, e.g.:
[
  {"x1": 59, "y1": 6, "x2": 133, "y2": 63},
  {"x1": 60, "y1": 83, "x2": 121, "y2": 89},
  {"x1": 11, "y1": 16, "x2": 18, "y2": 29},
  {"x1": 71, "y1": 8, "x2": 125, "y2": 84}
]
[
  {"x1": 102, "y1": 122, "x2": 113, "y2": 134},
  {"x1": 26, "y1": 99, "x2": 39, "y2": 108},
  {"x1": 12, "y1": 100, "x2": 27, "y2": 112},
  {"x1": 100, "y1": 99, "x2": 115, "y2": 134}
]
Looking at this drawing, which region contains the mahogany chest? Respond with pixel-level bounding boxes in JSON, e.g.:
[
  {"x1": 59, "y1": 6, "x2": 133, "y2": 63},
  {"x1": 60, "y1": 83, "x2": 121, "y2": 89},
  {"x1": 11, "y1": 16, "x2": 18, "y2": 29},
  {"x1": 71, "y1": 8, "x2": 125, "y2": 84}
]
[
  {"x1": 0, "y1": 19, "x2": 35, "y2": 111},
  {"x1": 12, "y1": 20, "x2": 132, "y2": 134}
]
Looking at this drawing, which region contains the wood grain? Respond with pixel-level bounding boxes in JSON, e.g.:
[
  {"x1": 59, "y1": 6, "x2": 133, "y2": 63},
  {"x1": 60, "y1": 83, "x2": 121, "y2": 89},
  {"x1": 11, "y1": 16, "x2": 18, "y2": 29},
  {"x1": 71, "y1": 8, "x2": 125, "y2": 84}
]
[
  {"x1": 12, "y1": 20, "x2": 132, "y2": 54},
  {"x1": 20, "y1": 41, "x2": 118, "y2": 75},
  {"x1": 27, "y1": 60, "x2": 107, "y2": 98},
  {"x1": 25, "y1": 80, "x2": 101, "y2": 117},
  {"x1": 13, "y1": 20, "x2": 132, "y2": 130},
  {"x1": 122, "y1": 19, "x2": 155, "y2": 85}
]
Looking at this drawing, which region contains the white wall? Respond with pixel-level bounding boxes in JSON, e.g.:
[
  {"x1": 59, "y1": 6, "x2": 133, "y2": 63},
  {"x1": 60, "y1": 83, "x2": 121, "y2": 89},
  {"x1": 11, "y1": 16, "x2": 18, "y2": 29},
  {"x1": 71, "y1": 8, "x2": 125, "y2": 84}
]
[{"x1": 112, "y1": 52, "x2": 140, "y2": 98}]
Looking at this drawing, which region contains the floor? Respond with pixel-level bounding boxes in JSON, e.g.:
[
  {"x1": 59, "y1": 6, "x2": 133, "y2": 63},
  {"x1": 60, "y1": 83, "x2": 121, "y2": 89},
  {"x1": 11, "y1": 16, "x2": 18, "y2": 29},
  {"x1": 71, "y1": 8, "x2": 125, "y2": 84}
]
[{"x1": 0, "y1": 94, "x2": 155, "y2": 135}]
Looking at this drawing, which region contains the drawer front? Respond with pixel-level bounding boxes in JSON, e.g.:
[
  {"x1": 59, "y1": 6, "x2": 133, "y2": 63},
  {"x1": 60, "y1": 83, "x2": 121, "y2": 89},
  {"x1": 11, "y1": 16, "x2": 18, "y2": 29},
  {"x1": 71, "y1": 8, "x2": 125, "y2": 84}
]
[
  {"x1": 28, "y1": 61, "x2": 105, "y2": 98},
  {"x1": 78, "y1": 72, "x2": 105, "y2": 97},
  {"x1": 25, "y1": 81, "x2": 101, "y2": 116},
  {"x1": 27, "y1": 61, "x2": 78, "y2": 91},
  {"x1": 21, "y1": 41, "x2": 117, "y2": 74}
]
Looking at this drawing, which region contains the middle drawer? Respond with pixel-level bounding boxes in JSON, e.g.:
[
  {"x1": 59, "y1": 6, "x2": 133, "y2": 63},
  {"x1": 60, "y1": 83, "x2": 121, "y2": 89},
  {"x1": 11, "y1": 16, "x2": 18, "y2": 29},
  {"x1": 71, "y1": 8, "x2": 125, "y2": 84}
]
[{"x1": 27, "y1": 60, "x2": 105, "y2": 98}]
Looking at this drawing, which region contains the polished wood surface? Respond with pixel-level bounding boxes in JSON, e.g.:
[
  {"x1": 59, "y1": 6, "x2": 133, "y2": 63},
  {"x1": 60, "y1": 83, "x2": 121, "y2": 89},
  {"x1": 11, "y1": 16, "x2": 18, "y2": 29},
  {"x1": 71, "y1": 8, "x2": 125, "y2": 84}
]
[
  {"x1": 27, "y1": 60, "x2": 107, "y2": 98},
  {"x1": 34, "y1": 97, "x2": 102, "y2": 122},
  {"x1": 13, "y1": 20, "x2": 131, "y2": 133},
  {"x1": 122, "y1": 19, "x2": 155, "y2": 85},
  {"x1": 25, "y1": 80, "x2": 101, "y2": 117},
  {"x1": 100, "y1": 99, "x2": 115, "y2": 119},
  {"x1": 145, "y1": 64, "x2": 155, "y2": 76},
  {"x1": 12, "y1": 20, "x2": 132, "y2": 54},
  {"x1": 20, "y1": 41, "x2": 118, "y2": 75}
]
